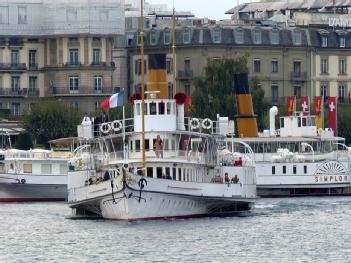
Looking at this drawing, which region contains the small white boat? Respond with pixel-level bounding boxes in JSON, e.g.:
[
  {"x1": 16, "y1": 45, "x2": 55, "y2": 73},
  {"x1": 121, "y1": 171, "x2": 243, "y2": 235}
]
[
  {"x1": 67, "y1": 95, "x2": 257, "y2": 221},
  {"x1": 0, "y1": 149, "x2": 69, "y2": 202}
]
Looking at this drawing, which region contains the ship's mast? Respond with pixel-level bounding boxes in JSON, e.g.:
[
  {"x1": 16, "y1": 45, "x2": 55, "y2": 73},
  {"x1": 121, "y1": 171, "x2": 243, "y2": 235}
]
[
  {"x1": 140, "y1": 0, "x2": 146, "y2": 174},
  {"x1": 172, "y1": 6, "x2": 177, "y2": 96}
]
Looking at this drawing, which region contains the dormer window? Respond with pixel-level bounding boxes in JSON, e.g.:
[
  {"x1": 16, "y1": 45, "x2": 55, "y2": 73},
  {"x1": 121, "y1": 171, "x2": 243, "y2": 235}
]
[
  {"x1": 321, "y1": 36, "x2": 328, "y2": 47},
  {"x1": 183, "y1": 28, "x2": 191, "y2": 44},
  {"x1": 213, "y1": 27, "x2": 221, "y2": 43},
  {"x1": 235, "y1": 28, "x2": 244, "y2": 44},
  {"x1": 270, "y1": 29, "x2": 279, "y2": 45},
  {"x1": 164, "y1": 28, "x2": 171, "y2": 45},
  {"x1": 150, "y1": 30, "x2": 157, "y2": 45},
  {"x1": 340, "y1": 36, "x2": 345, "y2": 48},
  {"x1": 253, "y1": 29, "x2": 261, "y2": 44},
  {"x1": 292, "y1": 30, "x2": 302, "y2": 45}
]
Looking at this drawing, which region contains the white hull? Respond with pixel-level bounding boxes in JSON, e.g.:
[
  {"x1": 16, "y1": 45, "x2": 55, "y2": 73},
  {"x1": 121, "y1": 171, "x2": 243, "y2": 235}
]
[{"x1": 69, "y1": 171, "x2": 256, "y2": 221}]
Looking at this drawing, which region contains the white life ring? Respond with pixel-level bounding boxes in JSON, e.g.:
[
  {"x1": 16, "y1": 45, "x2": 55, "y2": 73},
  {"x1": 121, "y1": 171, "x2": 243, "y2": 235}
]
[
  {"x1": 112, "y1": 120, "x2": 122, "y2": 132},
  {"x1": 190, "y1": 118, "x2": 200, "y2": 130},
  {"x1": 100, "y1": 123, "x2": 111, "y2": 134},
  {"x1": 202, "y1": 118, "x2": 213, "y2": 130}
]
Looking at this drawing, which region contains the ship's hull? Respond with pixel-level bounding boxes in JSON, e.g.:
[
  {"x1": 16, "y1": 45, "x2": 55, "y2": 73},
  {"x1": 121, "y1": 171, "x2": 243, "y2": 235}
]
[{"x1": 0, "y1": 183, "x2": 66, "y2": 202}]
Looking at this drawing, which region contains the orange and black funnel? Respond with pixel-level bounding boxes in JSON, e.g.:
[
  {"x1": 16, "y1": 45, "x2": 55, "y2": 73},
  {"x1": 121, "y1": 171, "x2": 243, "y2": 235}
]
[
  {"x1": 148, "y1": 53, "x2": 168, "y2": 99},
  {"x1": 234, "y1": 73, "x2": 258, "y2": 137}
]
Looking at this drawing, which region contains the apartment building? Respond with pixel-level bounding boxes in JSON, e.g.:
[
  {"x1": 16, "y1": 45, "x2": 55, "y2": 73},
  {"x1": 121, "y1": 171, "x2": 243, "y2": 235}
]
[{"x1": 0, "y1": 0, "x2": 125, "y2": 116}]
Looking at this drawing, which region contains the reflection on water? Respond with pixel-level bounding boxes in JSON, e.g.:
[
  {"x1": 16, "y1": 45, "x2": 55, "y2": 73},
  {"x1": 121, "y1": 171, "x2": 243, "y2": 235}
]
[{"x1": 1, "y1": 197, "x2": 351, "y2": 263}]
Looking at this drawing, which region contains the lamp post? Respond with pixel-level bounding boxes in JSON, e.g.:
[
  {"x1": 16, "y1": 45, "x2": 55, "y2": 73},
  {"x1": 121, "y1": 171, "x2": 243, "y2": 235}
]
[{"x1": 301, "y1": 142, "x2": 314, "y2": 162}]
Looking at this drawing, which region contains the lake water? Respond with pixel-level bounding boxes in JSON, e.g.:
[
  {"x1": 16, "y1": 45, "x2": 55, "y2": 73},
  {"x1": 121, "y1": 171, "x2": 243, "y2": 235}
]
[{"x1": 1, "y1": 197, "x2": 351, "y2": 263}]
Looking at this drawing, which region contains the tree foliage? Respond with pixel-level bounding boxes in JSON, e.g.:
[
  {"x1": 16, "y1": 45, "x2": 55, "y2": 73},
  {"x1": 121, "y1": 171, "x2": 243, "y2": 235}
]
[
  {"x1": 23, "y1": 100, "x2": 82, "y2": 146},
  {"x1": 337, "y1": 104, "x2": 351, "y2": 144},
  {"x1": 190, "y1": 56, "x2": 269, "y2": 130},
  {"x1": 15, "y1": 132, "x2": 33, "y2": 150}
]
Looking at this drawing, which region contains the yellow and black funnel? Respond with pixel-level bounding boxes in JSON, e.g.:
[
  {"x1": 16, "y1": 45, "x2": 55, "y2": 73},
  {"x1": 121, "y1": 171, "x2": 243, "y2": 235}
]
[
  {"x1": 148, "y1": 53, "x2": 168, "y2": 99},
  {"x1": 234, "y1": 73, "x2": 258, "y2": 137}
]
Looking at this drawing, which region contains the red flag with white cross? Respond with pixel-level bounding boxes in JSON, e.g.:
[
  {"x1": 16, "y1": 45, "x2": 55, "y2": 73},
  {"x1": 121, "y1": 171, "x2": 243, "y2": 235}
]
[
  {"x1": 300, "y1": 96, "x2": 309, "y2": 116},
  {"x1": 327, "y1": 96, "x2": 337, "y2": 136}
]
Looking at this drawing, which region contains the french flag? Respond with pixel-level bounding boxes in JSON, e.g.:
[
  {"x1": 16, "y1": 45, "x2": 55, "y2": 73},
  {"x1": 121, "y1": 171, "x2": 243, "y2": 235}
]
[{"x1": 100, "y1": 90, "x2": 124, "y2": 109}]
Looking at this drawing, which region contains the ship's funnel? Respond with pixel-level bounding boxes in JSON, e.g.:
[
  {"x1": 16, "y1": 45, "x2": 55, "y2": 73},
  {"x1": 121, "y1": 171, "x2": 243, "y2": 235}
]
[
  {"x1": 234, "y1": 73, "x2": 258, "y2": 137},
  {"x1": 148, "y1": 53, "x2": 168, "y2": 99}
]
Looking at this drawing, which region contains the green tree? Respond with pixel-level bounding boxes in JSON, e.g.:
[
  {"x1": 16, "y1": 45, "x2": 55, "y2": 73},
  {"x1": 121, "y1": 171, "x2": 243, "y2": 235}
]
[
  {"x1": 15, "y1": 132, "x2": 33, "y2": 150},
  {"x1": 336, "y1": 104, "x2": 351, "y2": 144},
  {"x1": 23, "y1": 100, "x2": 82, "y2": 146},
  {"x1": 190, "y1": 56, "x2": 269, "y2": 130}
]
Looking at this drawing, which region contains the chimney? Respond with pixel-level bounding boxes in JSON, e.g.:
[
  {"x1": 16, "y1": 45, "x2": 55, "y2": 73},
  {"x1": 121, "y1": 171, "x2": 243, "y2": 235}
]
[
  {"x1": 147, "y1": 53, "x2": 168, "y2": 99},
  {"x1": 234, "y1": 73, "x2": 258, "y2": 137}
]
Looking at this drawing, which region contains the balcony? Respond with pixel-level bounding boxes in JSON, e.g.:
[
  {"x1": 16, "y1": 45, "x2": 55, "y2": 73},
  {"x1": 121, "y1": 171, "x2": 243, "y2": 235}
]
[
  {"x1": 177, "y1": 70, "x2": 193, "y2": 81},
  {"x1": 64, "y1": 62, "x2": 82, "y2": 67},
  {"x1": 52, "y1": 86, "x2": 116, "y2": 96},
  {"x1": 0, "y1": 88, "x2": 39, "y2": 97},
  {"x1": 28, "y1": 63, "x2": 38, "y2": 70},
  {"x1": 0, "y1": 63, "x2": 27, "y2": 72},
  {"x1": 290, "y1": 71, "x2": 307, "y2": 81}
]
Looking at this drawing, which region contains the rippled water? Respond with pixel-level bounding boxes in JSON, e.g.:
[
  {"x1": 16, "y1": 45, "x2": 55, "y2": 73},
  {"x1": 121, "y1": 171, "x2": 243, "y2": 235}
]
[{"x1": 1, "y1": 197, "x2": 351, "y2": 262}]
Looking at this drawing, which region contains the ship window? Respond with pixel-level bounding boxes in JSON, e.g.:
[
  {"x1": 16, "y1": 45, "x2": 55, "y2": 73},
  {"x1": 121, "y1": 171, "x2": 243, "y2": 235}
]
[
  {"x1": 150, "y1": 102, "x2": 156, "y2": 115},
  {"x1": 304, "y1": 165, "x2": 307, "y2": 174},
  {"x1": 136, "y1": 103, "x2": 141, "y2": 116},
  {"x1": 283, "y1": 165, "x2": 286, "y2": 174},
  {"x1": 178, "y1": 168, "x2": 182, "y2": 181},
  {"x1": 130, "y1": 141, "x2": 133, "y2": 151},
  {"x1": 157, "y1": 167, "x2": 162, "y2": 178},
  {"x1": 166, "y1": 167, "x2": 170, "y2": 178},
  {"x1": 42, "y1": 164, "x2": 52, "y2": 174},
  {"x1": 173, "y1": 167, "x2": 176, "y2": 180},
  {"x1": 280, "y1": 118, "x2": 284, "y2": 128},
  {"x1": 60, "y1": 164, "x2": 68, "y2": 175},
  {"x1": 302, "y1": 117, "x2": 307, "y2": 127},
  {"x1": 135, "y1": 140, "x2": 140, "y2": 151},
  {"x1": 293, "y1": 165, "x2": 297, "y2": 174},
  {"x1": 144, "y1": 139, "x2": 150, "y2": 150},
  {"x1": 272, "y1": 166, "x2": 275, "y2": 175},
  {"x1": 164, "y1": 139, "x2": 169, "y2": 150},
  {"x1": 23, "y1": 163, "x2": 32, "y2": 173},
  {"x1": 147, "y1": 167, "x2": 153, "y2": 178},
  {"x1": 167, "y1": 102, "x2": 172, "y2": 114},
  {"x1": 137, "y1": 167, "x2": 143, "y2": 176},
  {"x1": 159, "y1": 102, "x2": 165, "y2": 114},
  {"x1": 298, "y1": 117, "x2": 301, "y2": 127}
]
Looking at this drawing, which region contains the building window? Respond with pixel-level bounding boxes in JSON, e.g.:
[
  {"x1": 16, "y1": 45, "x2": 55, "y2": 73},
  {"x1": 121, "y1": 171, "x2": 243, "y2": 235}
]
[
  {"x1": 183, "y1": 28, "x2": 191, "y2": 44},
  {"x1": 184, "y1": 58, "x2": 191, "y2": 72},
  {"x1": 185, "y1": 84, "x2": 190, "y2": 95},
  {"x1": 29, "y1": 76, "x2": 37, "y2": 90},
  {"x1": 339, "y1": 58, "x2": 346, "y2": 74},
  {"x1": 321, "y1": 58, "x2": 328, "y2": 74},
  {"x1": 92, "y1": 49, "x2": 101, "y2": 65},
  {"x1": 164, "y1": 29, "x2": 170, "y2": 45},
  {"x1": 253, "y1": 59, "x2": 261, "y2": 73},
  {"x1": 271, "y1": 60, "x2": 278, "y2": 73},
  {"x1": 94, "y1": 75, "x2": 102, "y2": 91},
  {"x1": 28, "y1": 50, "x2": 37, "y2": 68},
  {"x1": 213, "y1": 27, "x2": 221, "y2": 43},
  {"x1": 270, "y1": 29, "x2": 279, "y2": 45},
  {"x1": 293, "y1": 30, "x2": 302, "y2": 45},
  {"x1": 0, "y1": 6, "x2": 9, "y2": 24},
  {"x1": 69, "y1": 76, "x2": 79, "y2": 92},
  {"x1": 11, "y1": 103, "x2": 20, "y2": 116},
  {"x1": 235, "y1": 28, "x2": 244, "y2": 44},
  {"x1": 11, "y1": 76, "x2": 20, "y2": 91},
  {"x1": 11, "y1": 50, "x2": 19, "y2": 65},
  {"x1": 321, "y1": 36, "x2": 328, "y2": 47},
  {"x1": 69, "y1": 49, "x2": 79, "y2": 65},
  {"x1": 135, "y1": 59, "x2": 146, "y2": 75},
  {"x1": 166, "y1": 58, "x2": 172, "y2": 74},
  {"x1": 271, "y1": 84, "x2": 278, "y2": 102},
  {"x1": 320, "y1": 83, "x2": 328, "y2": 98},
  {"x1": 253, "y1": 29, "x2": 261, "y2": 44},
  {"x1": 294, "y1": 85, "x2": 301, "y2": 99},
  {"x1": 18, "y1": 6, "x2": 27, "y2": 24},
  {"x1": 340, "y1": 37, "x2": 346, "y2": 48},
  {"x1": 150, "y1": 30, "x2": 157, "y2": 45},
  {"x1": 293, "y1": 61, "x2": 301, "y2": 75},
  {"x1": 338, "y1": 83, "x2": 346, "y2": 102}
]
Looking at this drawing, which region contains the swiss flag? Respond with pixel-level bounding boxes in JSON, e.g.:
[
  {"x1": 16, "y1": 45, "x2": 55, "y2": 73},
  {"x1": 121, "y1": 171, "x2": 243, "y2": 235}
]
[
  {"x1": 300, "y1": 96, "x2": 309, "y2": 116},
  {"x1": 327, "y1": 96, "x2": 337, "y2": 136}
]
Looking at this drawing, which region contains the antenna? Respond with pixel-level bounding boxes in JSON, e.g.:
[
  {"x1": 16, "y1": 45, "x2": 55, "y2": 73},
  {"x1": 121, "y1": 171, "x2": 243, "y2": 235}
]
[{"x1": 172, "y1": 4, "x2": 177, "y2": 97}]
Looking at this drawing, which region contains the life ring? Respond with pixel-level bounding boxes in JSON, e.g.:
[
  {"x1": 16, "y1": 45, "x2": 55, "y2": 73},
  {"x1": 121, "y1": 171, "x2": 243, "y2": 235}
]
[
  {"x1": 100, "y1": 123, "x2": 111, "y2": 134},
  {"x1": 112, "y1": 120, "x2": 122, "y2": 132},
  {"x1": 190, "y1": 118, "x2": 200, "y2": 130},
  {"x1": 202, "y1": 118, "x2": 213, "y2": 130},
  {"x1": 21, "y1": 179, "x2": 26, "y2": 184}
]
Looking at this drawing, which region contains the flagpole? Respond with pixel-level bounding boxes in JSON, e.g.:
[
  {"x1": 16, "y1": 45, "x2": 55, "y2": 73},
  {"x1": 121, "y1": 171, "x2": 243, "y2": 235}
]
[
  {"x1": 123, "y1": 89, "x2": 126, "y2": 162},
  {"x1": 140, "y1": 0, "x2": 146, "y2": 175}
]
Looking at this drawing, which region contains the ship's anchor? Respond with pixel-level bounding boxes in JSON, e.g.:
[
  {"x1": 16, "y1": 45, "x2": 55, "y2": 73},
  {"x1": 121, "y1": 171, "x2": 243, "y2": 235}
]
[{"x1": 137, "y1": 178, "x2": 147, "y2": 203}]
